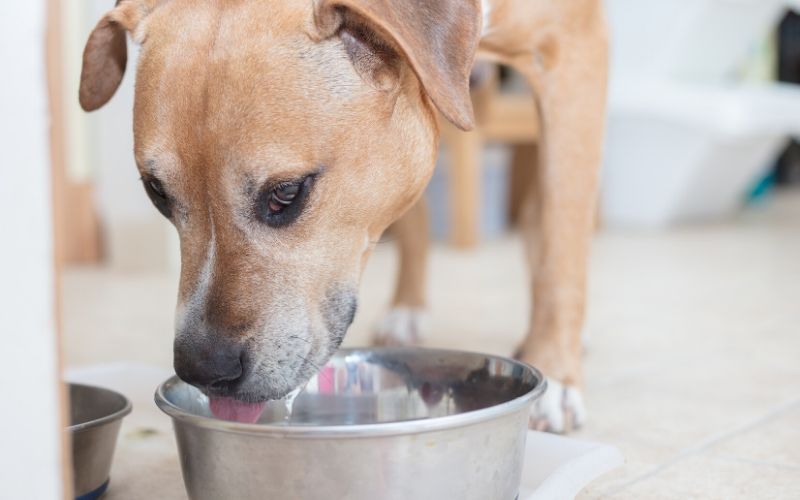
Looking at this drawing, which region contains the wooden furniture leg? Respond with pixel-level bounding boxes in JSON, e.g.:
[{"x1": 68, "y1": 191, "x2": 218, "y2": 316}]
[
  {"x1": 508, "y1": 143, "x2": 539, "y2": 226},
  {"x1": 442, "y1": 123, "x2": 483, "y2": 248}
]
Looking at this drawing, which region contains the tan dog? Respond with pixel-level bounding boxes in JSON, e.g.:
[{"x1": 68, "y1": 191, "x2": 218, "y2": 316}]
[{"x1": 80, "y1": 0, "x2": 607, "y2": 432}]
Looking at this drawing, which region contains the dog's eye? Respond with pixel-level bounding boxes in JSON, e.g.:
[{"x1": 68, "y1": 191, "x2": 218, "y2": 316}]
[
  {"x1": 257, "y1": 174, "x2": 316, "y2": 228},
  {"x1": 269, "y1": 182, "x2": 301, "y2": 212},
  {"x1": 142, "y1": 177, "x2": 172, "y2": 219},
  {"x1": 147, "y1": 179, "x2": 166, "y2": 199}
]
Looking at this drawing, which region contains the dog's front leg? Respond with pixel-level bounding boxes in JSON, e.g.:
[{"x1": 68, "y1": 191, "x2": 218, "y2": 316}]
[
  {"x1": 374, "y1": 198, "x2": 430, "y2": 346},
  {"x1": 513, "y1": 13, "x2": 609, "y2": 433}
]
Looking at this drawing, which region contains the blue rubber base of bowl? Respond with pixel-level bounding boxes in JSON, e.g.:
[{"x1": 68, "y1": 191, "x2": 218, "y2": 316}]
[{"x1": 75, "y1": 479, "x2": 109, "y2": 500}]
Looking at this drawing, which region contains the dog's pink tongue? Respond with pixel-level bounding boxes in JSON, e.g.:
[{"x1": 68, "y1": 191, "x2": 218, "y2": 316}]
[{"x1": 209, "y1": 397, "x2": 266, "y2": 423}]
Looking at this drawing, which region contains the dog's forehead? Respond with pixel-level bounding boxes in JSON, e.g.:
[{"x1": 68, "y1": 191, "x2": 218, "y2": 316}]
[{"x1": 133, "y1": 0, "x2": 368, "y2": 173}]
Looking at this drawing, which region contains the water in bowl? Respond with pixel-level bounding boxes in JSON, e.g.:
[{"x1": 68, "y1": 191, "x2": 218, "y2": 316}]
[{"x1": 282, "y1": 386, "x2": 304, "y2": 423}]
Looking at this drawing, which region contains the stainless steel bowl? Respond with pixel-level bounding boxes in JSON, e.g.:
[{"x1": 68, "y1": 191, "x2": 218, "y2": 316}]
[
  {"x1": 68, "y1": 383, "x2": 132, "y2": 500},
  {"x1": 156, "y1": 347, "x2": 544, "y2": 500}
]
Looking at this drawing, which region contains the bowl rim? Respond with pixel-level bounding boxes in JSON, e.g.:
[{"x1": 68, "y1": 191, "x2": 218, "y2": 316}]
[
  {"x1": 154, "y1": 347, "x2": 546, "y2": 438},
  {"x1": 67, "y1": 383, "x2": 133, "y2": 433}
]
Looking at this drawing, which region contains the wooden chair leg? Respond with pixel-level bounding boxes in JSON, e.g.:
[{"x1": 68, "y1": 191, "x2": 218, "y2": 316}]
[
  {"x1": 442, "y1": 124, "x2": 483, "y2": 248},
  {"x1": 508, "y1": 143, "x2": 539, "y2": 226}
]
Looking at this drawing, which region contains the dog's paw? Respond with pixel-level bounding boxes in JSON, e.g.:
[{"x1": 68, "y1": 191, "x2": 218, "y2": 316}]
[
  {"x1": 529, "y1": 378, "x2": 586, "y2": 434},
  {"x1": 372, "y1": 307, "x2": 429, "y2": 346}
]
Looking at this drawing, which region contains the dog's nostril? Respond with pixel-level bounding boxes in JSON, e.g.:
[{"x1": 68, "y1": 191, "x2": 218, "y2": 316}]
[{"x1": 174, "y1": 337, "x2": 245, "y2": 390}]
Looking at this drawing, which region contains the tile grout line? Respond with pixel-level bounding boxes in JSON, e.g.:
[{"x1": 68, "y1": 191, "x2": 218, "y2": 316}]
[
  {"x1": 602, "y1": 396, "x2": 800, "y2": 497},
  {"x1": 714, "y1": 453, "x2": 800, "y2": 472}
]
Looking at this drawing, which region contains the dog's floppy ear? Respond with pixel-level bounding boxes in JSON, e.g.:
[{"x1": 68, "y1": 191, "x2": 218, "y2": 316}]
[
  {"x1": 313, "y1": 0, "x2": 482, "y2": 130},
  {"x1": 79, "y1": 0, "x2": 154, "y2": 111}
]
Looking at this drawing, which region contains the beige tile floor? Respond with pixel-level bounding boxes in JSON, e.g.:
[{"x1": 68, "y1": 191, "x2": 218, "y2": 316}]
[{"x1": 63, "y1": 191, "x2": 800, "y2": 499}]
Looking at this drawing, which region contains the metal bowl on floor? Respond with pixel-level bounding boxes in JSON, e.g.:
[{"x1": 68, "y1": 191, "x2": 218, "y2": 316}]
[
  {"x1": 156, "y1": 347, "x2": 545, "y2": 500},
  {"x1": 68, "y1": 383, "x2": 131, "y2": 500}
]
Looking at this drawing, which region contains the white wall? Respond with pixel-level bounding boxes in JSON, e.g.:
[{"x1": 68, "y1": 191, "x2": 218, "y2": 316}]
[
  {"x1": 604, "y1": 0, "x2": 789, "y2": 82},
  {"x1": 67, "y1": 0, "x2": 179, "y2": 272},
  {"x1": 0, "y1": 1, "x2": 65, "y2": 499}
]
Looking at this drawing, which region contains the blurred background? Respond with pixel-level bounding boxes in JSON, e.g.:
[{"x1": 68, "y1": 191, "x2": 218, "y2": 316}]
[{"x1": 4, "y1": 0, "x2": 800, "y2": 498}]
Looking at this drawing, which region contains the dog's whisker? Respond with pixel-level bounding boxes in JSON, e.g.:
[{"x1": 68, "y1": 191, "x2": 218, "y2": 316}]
[
  {"x1": 295, "y1": 353, "x2": 334, "y2": 386},
  {"x1": 297, "y1": 354, "x2": 322, "y2": 373}
]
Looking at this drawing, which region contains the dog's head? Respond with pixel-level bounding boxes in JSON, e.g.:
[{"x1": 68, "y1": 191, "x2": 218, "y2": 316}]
[{"x1": 80, "y1": 0, "x2": 481, "y2": 404}]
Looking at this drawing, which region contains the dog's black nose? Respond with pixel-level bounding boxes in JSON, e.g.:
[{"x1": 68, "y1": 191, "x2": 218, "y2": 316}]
[{"x1": 173, "y1": 336, "x2": 244, "y2": 389}]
